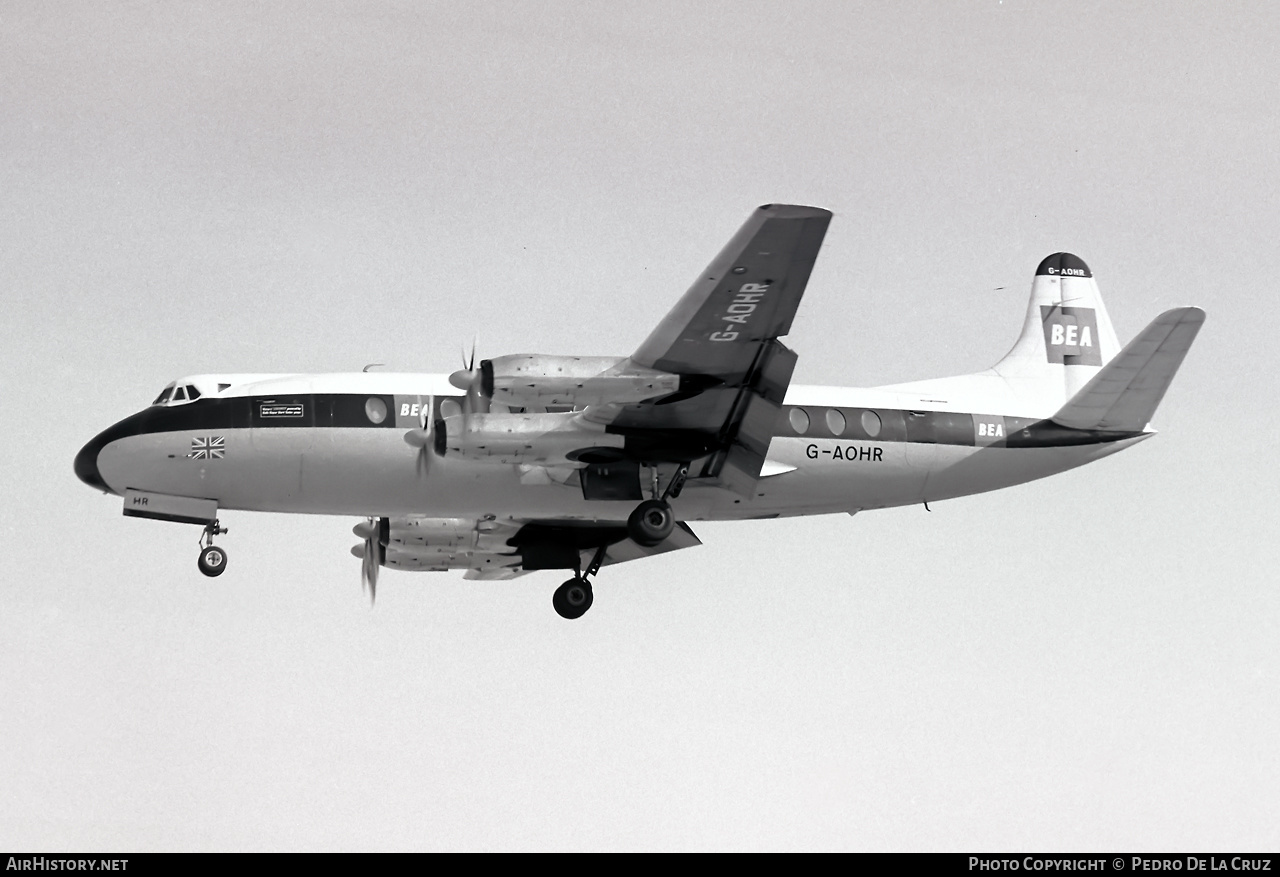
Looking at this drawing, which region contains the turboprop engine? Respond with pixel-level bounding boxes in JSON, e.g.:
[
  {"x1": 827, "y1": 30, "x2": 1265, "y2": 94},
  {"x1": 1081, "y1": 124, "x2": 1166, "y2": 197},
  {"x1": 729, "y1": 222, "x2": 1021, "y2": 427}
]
[
  {"x1": 437, "y1": 410, "x2": 625, "y2": 465},
  {"x1": 459, "y1": 355, "x2": 682, "y2": 408}
]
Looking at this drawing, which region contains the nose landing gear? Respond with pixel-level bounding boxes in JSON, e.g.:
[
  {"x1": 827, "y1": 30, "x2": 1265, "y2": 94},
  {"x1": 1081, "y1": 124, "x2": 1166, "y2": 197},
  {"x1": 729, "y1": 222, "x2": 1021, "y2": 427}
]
[{"x1": 197, "y1": 520, "x2": 228, "y2": 577}]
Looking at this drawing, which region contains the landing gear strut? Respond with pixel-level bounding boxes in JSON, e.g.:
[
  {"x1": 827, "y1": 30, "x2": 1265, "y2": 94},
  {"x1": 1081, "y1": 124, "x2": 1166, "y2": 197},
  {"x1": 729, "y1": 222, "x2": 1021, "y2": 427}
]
[
  {"x1": 197, "y1": 519, "x2": 228, "y2": 577},
  {"x1": 556, "y1": 465, "x2": 690, "y2": 619},
  {"x1": 552, "y1": 543, "x2": 608, "y2": 620}
]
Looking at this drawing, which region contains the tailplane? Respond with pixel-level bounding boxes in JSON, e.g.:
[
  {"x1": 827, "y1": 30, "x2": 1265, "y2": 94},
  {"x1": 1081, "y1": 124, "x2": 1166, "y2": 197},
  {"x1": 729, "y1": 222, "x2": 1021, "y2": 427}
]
[{"x1": 1051, "y1": 307, "x2": 1205, "y2": 432}]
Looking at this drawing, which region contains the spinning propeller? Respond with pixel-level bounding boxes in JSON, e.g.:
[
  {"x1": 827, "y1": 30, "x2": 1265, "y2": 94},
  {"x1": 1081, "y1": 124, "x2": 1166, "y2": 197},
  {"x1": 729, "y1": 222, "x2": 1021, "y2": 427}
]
[
  {"x1": 403, "y1": 411, "x2": 437, "y2": 477},
  {"x1": 351, "y1": 517, "x2": 385, "y2": 604},
  {"x1": 448, "y1": 340, "x2": 493, "y2": 418},
  {"x1": 404, "y1": 342, "x2": 493, "y2": 473}
]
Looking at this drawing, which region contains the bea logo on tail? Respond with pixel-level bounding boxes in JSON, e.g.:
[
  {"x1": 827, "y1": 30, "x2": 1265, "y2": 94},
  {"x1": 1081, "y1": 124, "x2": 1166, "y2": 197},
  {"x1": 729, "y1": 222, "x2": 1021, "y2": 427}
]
[{"x1": 1041, "y1": 306, "x2": 1103, "y2": 366}]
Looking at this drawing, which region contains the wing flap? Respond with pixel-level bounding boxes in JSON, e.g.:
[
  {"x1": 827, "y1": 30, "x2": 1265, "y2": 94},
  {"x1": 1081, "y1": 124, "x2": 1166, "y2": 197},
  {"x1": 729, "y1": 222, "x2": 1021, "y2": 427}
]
[{"x1": 1051, "y1": 307, "x2": 1205, "y2": 432}]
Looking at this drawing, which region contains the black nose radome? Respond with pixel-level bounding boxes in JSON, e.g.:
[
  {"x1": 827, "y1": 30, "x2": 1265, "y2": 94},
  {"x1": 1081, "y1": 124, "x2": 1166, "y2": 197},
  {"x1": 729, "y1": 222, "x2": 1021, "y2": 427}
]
[
  {"x1": 74, "y1": 437, "x2": 108, "y2": 492},
  {"x1": 1036, "y1": 253, "x2": 1092, "y2": 278}
]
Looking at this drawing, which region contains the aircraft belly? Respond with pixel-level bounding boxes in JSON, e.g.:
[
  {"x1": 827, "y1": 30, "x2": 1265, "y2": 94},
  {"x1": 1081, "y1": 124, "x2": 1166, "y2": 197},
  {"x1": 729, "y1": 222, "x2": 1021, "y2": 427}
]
[
  {"x1": 210, "y1": 430, "x2": 656, "y2": 521},
  {"x1": 744, "y1": 437, "x2": 929, "y2": 514},
  {"x1": 94, "y1": 425, "x2": 1150, "y2": 523},
  {"x1": 918, "y1": 437, "x2": 1145, "y2": 502}
]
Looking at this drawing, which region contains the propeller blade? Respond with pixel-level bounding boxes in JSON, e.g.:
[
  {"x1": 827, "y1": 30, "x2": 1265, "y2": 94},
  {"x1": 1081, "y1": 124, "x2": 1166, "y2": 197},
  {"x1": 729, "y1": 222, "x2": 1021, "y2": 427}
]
[
  {"x1": 357, "y1": 517, "x2": 380, "y2": 604},
  {"x1": 405, "y1": 417, "x2": 436, "y2": 477}
]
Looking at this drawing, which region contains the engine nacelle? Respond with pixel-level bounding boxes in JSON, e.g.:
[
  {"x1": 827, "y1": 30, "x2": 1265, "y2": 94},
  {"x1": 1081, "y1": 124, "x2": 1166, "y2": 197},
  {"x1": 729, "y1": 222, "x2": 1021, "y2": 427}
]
[
  {"x1": 381, "y1": 547, "x2": 519, "y2": 574},
  {"x1": 385, "y1": 518, "x2": 514, "y2": 553},
  {"x1": 482, "y1": 354, "x2": 681, "y2": 407},
  {"x1": 385, "y1": 517, "x2": 473, "y2": 549},
  {"x1": 439, "y1": 410, "x2": 625, "y2": 465}
]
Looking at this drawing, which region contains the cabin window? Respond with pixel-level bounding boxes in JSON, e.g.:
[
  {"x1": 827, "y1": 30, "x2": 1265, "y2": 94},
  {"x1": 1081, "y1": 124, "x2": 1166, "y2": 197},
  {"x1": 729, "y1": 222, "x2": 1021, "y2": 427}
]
[
  {"x1": 365, "y1": 397, "x2": 388, "y2": 424},
  {"x1": 861, "y1": 410, "x2": 882, "y2": 437},
  {"x1": 789, "y1": 407, "x2": 810, "y2": 434},
  {"x1": 825, "y1": 409, "x2": 846, "y2": 436}
]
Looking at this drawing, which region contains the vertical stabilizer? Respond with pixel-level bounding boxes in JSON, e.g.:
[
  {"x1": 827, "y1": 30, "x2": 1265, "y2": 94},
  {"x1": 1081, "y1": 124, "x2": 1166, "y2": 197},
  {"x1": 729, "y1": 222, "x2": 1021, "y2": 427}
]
[{"x1": 989, "y1": 253, "x2": 1122, "y2": 411}]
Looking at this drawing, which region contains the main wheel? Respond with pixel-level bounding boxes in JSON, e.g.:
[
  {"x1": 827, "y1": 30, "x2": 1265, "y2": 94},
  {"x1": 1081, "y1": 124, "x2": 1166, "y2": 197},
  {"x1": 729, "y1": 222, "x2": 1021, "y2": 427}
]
[
  {"x1": 552, "y1": 577, "x2": 594, "y2": 619},
  {"x1": 627, "y1": 498, "x2": 674, "y2": 547},
  {"x1": 198, "y1": 545, "x2": 227, "y2": 577}
]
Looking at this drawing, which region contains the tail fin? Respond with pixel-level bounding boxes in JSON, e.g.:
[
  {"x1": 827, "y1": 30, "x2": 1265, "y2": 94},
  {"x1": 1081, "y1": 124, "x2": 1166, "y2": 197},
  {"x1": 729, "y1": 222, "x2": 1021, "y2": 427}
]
[
  {"x1": 1052, "y1": 307, "x2": 1205, "y2": 432},
  {"x1": 990, "y1": 253, "x2": 1122, "y2": 411}
]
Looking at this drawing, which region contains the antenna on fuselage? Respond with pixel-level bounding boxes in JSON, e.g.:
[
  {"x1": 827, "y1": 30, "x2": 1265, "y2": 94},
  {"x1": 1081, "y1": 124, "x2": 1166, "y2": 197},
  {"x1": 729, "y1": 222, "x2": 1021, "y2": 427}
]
[{"x1": 362, "y1": 363, "x2": 385, "y2": 372}]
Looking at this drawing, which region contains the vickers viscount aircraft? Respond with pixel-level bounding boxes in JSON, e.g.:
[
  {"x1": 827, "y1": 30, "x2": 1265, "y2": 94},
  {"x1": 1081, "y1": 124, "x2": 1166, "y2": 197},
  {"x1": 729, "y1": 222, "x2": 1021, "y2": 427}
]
[{"x1": 75, "y1": 204, "x2": 1205, "y2": 618}]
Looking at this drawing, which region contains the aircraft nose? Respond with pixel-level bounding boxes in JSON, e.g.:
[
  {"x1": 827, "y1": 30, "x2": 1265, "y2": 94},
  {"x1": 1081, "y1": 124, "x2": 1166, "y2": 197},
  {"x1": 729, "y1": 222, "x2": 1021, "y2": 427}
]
[{"x1": 74, "y1": 435, "x2": 109, "y2": 492}]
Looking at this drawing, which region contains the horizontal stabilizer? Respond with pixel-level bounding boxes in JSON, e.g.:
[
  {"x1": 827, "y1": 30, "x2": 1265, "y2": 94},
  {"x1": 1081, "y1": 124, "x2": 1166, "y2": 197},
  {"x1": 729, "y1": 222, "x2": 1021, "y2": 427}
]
[{"x1": 1051, "y1": 307, "x2": 1205, "y2": 432}]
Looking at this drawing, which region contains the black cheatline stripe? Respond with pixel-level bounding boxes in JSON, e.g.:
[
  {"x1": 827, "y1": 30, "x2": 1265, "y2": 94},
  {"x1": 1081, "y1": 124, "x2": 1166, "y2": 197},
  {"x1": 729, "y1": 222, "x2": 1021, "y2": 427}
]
[
  {"x1": 772, "y1": 405, "x2": 1141, "y2": 448},
  {"x1": 81, "y1": 396, "x2": 1141, "y2": 466},
  {"x1": 84, "y1": 393, "x2": 464, "y2": 440},
  {"x1": 76, "y1": 394, "x2": 454, "y2": 488}
]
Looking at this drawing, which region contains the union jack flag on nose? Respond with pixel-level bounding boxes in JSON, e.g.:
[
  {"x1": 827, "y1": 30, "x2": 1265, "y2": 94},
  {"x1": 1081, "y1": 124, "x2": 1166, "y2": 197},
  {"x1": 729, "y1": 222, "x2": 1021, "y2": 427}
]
[{"x1": 189, "y1": 436, "x2": 225, "y2": 460}]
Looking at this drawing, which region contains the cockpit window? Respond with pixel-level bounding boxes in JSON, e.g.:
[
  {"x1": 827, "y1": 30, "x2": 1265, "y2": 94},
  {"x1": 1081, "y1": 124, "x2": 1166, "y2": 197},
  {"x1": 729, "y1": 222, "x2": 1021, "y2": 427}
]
[
  {"x1": 151, "y1": 383, "x2": 175, "y2": 406},
  {"x1": 173, "y1": 386, "x2": 188, "y2": 402},
  {"x1": 186, "y1": 385, "x2": 201, "y2": 400}
]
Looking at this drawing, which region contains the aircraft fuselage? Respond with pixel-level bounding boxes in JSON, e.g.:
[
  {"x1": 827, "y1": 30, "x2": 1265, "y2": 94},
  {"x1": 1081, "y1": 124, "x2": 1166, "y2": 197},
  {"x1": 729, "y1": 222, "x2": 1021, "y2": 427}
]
[{"x1": 76, "y1": 372, "x2": 1148, "y2": 525}]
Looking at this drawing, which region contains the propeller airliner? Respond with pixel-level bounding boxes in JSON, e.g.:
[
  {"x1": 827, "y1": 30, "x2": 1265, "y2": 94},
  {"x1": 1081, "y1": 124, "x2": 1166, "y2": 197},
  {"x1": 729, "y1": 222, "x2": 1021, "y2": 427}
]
[{"x1": 75, "y1": 205, "x2": 1205, "y2": 618}]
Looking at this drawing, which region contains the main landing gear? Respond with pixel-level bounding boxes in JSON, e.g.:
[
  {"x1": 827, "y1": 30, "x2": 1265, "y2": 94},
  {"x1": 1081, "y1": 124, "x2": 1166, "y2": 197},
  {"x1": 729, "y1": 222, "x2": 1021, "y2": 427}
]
[
  {"x1": 625, "y1": 464, "x2": 687, "y2": 547},
  {"x1": 554, "y1": 465, "x2": 690, "y2": 620},
  {"x1": 197, "y1": 519, "x2": 228, "y2": 577},
  {"x1": 553, "y1": 543, "x2": 607, "y2": 620},
  {"x1": 553, "y1": 577, "x2": 594, "y2": 620}
]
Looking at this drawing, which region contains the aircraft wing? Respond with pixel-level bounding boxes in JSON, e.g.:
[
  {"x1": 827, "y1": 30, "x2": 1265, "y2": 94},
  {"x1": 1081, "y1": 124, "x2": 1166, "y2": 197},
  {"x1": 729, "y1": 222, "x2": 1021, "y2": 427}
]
[
  {"x1": 465, "y1": 521, "x2": 702, "y2": 579},
  {"x1": 598, "y1": 204, "x2": 833, "y2": 494},
  {"x1": 630, "y1": 203, "x2": 832, "y2": 379},
  {"x1": 371, "y1": 515, "x2": 702, "y2": 580}
]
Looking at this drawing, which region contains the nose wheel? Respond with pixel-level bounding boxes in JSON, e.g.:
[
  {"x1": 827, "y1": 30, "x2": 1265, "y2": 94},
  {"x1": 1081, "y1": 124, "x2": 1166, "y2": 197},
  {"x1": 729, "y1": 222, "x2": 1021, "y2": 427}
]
[
  {"x1": 198, "y1": 545, "x2": 227, "y2": 577},
  {"x1": 197, "y1": 519, "x2": 228, "y2": 578}
]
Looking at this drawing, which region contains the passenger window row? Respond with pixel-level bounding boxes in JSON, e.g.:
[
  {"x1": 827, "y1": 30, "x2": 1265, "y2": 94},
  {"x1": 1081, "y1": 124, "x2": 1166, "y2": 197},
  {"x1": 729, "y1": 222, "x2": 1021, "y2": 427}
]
[{"x1": 788, "y1": 406, "x2": 882, "y2": 438}]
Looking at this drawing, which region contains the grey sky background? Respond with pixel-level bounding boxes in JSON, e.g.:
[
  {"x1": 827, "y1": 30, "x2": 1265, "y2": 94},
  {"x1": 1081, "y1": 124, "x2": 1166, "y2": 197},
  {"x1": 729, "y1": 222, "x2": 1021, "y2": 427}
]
[{"x1": 2, "y1": 0, "x2": 1276, "y2": 851}]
